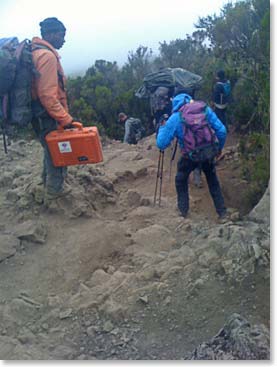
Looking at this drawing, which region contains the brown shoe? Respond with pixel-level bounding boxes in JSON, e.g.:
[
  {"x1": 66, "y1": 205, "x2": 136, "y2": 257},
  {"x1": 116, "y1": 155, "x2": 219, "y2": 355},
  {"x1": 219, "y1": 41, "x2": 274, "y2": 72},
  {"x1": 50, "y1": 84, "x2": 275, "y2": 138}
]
[
  {"x1": 44, "y1": 186, "x2": 72, "y2": 206},
  {"x1": 218, "y1": 211, "x2": 231, "y2": 224}
]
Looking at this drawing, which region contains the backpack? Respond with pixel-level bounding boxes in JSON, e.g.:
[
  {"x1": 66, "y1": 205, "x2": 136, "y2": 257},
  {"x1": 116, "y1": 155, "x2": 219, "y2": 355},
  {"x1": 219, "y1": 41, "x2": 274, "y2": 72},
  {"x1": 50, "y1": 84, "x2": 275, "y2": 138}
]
[
  {"x1": 128, "y1": 117, "x2": 145, "y2": 144},
  {"x1": 217, "y1": 80, "x2": 231, "y2": 105},
  {"x1": 150, "y1": 86, "x2": 171, "y2": 113},
  {"x1": 180, "y1": 101, "x2": 219, "y2": 162},
  {"x1": 135, "y1": 68, "x2": 203, "y2": 98},
  {"x1": 0, "y1": 37, "x2": 34, "y2": 127}
]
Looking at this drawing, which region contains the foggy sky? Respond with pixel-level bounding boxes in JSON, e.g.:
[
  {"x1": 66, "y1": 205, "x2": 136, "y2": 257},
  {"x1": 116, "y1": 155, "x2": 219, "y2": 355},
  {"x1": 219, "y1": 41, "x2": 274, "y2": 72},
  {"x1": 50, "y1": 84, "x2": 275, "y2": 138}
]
[{"x1": 0, "y1": 0, "x2": 231, "y2": 75}]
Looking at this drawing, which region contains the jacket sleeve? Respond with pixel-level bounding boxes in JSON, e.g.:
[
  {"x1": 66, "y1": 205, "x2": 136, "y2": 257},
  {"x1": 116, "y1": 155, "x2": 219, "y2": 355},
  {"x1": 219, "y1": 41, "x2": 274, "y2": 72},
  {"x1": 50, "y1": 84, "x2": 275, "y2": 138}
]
[
  {"x1": 156, "y1": 113, "x2": 179, "y2": 150},
  {"x1": 35, "y1": 51, "x2": 73, "y2": 126},
  {"x1": 206, "y1": 107, "x2": 227, "y2": 149}
]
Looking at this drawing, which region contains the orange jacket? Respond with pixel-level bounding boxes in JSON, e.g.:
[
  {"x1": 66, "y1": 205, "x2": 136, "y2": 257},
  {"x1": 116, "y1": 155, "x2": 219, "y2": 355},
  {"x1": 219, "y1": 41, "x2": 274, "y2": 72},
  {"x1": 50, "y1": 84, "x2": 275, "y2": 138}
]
[{"x1": 31, "y1": 37, "x2": 73, "y2": 127}]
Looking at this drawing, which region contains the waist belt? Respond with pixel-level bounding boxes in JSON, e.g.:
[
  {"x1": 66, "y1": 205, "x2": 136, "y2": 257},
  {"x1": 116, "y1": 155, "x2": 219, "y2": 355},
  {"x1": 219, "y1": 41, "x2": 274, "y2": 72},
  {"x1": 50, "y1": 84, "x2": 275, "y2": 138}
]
[{"x1": 215, "y1": 103, "x2": 227, "y2": 109}]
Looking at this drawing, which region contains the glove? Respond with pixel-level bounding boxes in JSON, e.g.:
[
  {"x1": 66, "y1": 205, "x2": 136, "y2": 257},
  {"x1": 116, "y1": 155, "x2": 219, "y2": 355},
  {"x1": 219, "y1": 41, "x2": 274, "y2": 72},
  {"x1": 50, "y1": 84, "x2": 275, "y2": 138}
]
[
  {"x1": 156, "y1": 114, "x2": 169, "y2": 137},
  {"x1": 158, "y1": 114, "x2": 169, "y2": 126}
]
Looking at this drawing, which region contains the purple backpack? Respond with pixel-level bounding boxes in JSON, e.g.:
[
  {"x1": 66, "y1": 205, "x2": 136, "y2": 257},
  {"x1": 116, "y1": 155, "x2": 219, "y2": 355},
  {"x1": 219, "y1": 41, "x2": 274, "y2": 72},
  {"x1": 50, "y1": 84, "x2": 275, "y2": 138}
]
[{"x1": 180, "y1": 101, "x2": 219, "y2": 162}]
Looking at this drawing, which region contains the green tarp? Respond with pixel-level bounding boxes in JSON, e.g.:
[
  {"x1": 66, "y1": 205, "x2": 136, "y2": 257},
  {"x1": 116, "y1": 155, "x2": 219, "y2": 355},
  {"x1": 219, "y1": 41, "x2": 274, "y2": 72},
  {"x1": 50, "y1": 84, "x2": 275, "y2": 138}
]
[{"x1": 135, "y1": 68, "x2": 203, "y2": 98}]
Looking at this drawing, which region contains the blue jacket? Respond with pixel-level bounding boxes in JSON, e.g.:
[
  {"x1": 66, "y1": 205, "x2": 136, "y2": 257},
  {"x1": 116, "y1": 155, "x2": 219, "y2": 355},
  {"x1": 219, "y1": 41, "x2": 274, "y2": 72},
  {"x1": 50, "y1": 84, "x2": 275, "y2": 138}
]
[{"x1": 156, "y1": 93, "x2": 227, "y2": 151}]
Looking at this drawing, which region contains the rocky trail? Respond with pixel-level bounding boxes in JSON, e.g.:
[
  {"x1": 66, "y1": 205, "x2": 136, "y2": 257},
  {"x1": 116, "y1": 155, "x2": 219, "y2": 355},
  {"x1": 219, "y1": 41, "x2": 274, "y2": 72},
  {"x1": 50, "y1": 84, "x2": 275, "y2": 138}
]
[{"x1": 0, "y1": 131, "x2": 270, "y2": 360}]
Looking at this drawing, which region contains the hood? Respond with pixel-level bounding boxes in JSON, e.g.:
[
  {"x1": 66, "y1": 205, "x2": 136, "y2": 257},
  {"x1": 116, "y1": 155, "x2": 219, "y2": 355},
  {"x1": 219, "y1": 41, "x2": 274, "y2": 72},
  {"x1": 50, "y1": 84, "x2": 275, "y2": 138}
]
[{"x1": 172, "y1": 93, "x2": 192, "y2": 112}]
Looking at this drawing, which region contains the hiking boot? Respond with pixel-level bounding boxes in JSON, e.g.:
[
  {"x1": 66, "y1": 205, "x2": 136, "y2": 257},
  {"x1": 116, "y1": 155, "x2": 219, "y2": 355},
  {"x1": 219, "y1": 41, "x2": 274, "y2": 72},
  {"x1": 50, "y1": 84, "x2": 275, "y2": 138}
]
[
  {"x1": 44, "y1": 186, "x2": 72, "y2": 207},
  {"x1": 218, "y1": 211, "x2": 231, "y2": 224},
  {"x1": 179, "y1": 210, "x2": 188, "y2": 218}
]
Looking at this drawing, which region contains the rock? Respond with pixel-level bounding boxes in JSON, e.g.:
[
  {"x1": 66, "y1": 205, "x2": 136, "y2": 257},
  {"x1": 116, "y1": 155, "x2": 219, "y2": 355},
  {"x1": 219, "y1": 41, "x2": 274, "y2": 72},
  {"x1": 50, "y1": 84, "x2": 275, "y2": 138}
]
[
  {"x1": 0, "y1": 335, "x2": 18, "y2": 359},
  {"x1": 17, "y1": 327, "x2": 36, "y2": 344},
  {"x1": 120, "y1": 190, "x2": 141, "y2": 207},
  {"x1": 167, "y1": 246, "x2": 196, "y2": 267},
  {"x1": 132, "y1": 224, "x2": 176, "y2": 254},
  {"x1": 248, "y1": 186, "x2": 270, "y2": 225},
  {"x1": 86, "y1": 326, "x2": 96, "y2": 337},
  {"x1": 51, "y1": 345, "x2": 74, "y2": 359},
  {"x1": 128, "y1": 206, "x2": 157, "y2": 219},
  {"x1": 103, "y1": 320, "x2": 114, "y2": 332},
  {"x1": 100, "y1": 299, "x2": 128, "y2": 321},
  {"x1": 0, "y1": 172, "x2": 14, "y2": 188},
  {"x1": 136, "y1": 267, "x2": 158, "y2": 281},
  {"x1": 94, "y1": 176, "x2": 114, "y2": 191},
  {"x1": 14, "y1": 166, "x2": 29, "y2": 178},
  {"x1": 59, "y1": 309, "x2": 73, "y2": 319},
  {"x1": 30, "y1": 184, "x2": 45, "y2": 204},
  {"x1": 14, "y1": 220, "x2": 47, "y2": 244},
  {"x1": 190, "y1": 313, "x2": 270, "y2": 360},
  {"x1": 140, "y1": 197, "x2": 151, "y2": 206},
  {"x1": 120, "y1": 151, "x2": 143, "y2": 161},
  {"x1": 0, "y1": 234, "x2": 19, "y2": 262},
  {"x1": 86, "y1": 269, "x2": 111, "y2": 288},
  {"x1": 6, "y1": 189, "x2": 20, "y2": 203},
  {"x1": 3, "y1": 298, "x2": 40, "y2": 326},
  {"x1": 69, "y1": 200, "x2": 94, "y2": 218},
  {"x1": 139, "y1": 296, "x2": 149, "y2": 304},
  {"x1": 198, "y1": 249, "x2": 219, "y2": 267}
]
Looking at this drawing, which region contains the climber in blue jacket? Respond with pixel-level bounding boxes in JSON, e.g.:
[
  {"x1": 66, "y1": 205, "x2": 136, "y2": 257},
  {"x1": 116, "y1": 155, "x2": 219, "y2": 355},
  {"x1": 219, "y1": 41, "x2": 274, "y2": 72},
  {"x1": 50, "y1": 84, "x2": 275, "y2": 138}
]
[{"x1": 156, "y1": 92, "x2": 227, "y2": 219}]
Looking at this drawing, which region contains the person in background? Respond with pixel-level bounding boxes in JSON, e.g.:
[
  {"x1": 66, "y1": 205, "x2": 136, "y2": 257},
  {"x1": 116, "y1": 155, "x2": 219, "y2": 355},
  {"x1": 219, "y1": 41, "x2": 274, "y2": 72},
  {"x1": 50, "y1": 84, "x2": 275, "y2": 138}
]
[
  {"x1": 150, "y1": 86, "x2": 172, "y2": 133},
  {"x1": 156, "y1": 92, "x2": 227, "y2": 219},
  {"x1": 212, "y1": 70, "x2": 231, "y2": 130},
  {"x1": 118, "y1": 112, "x2": 145, "y2": 144},
  {"x1": 31, "y1": 17, "x2": 75, "y2": 206}
]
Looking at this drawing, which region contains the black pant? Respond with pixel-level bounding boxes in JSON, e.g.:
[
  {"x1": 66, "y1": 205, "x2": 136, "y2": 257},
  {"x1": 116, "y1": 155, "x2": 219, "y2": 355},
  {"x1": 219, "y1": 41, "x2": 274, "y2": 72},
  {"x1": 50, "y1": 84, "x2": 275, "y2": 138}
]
[
  {"x1": 175, "y1": 156, "x2": 226, "y2": 216},
  {"x1": 214, "y1": 107, "x2": 227, "y2": 130}
]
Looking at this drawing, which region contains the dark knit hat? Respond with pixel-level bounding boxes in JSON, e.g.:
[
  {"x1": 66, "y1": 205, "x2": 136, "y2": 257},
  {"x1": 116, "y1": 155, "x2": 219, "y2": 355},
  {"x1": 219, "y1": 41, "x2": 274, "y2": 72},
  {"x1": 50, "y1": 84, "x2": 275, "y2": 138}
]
[
  {"x1": 40, "y1": 17, "x2": 66, "y2": 36},
  {"x1": 217, "y1": 70, "x2": 225, "y2": 80}
]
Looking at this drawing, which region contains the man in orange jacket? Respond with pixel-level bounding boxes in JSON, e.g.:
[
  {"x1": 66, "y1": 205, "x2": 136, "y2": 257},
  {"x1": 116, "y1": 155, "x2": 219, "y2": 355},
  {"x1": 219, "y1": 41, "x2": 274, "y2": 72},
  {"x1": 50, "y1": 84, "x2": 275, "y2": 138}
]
[{"x1": 31, "y1": 17, "x2": 74, "y2": 205}]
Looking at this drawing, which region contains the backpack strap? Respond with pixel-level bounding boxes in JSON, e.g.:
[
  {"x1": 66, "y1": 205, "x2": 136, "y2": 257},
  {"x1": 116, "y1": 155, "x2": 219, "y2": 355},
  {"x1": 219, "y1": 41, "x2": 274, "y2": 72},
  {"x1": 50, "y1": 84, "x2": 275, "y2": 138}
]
[
  {"x1": 32, "y1": 44, "x2": 52, "y2": 52},
  {"x1": 32, "y1": 44, "x2": 65, "y2": 91}
]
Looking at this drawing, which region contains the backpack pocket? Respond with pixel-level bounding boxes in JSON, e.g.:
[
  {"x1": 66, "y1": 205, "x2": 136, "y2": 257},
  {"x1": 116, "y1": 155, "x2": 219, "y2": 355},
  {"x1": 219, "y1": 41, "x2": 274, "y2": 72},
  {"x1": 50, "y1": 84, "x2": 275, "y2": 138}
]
[{"x1": 188, "y1": 142, "x2": 220, "y2": 162}]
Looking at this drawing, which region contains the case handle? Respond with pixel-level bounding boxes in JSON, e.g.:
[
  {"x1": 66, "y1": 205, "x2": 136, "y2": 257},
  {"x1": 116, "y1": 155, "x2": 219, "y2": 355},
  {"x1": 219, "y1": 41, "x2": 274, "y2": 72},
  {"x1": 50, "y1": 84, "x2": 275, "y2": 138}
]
[
  {"x1": 71, "y1": 121, "x2": 83, "y2": 129},
  {"x1": 57, "y1": 121, "x2": 83, "y2": 131}
]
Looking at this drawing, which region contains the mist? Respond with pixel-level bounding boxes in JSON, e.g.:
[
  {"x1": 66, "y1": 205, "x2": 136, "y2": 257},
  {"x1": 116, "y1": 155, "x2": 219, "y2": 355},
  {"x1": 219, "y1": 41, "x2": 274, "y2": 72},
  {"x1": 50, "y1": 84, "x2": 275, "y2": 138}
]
[{"x1": 0, "y1": 0, "x2": 230, "y2": 76}]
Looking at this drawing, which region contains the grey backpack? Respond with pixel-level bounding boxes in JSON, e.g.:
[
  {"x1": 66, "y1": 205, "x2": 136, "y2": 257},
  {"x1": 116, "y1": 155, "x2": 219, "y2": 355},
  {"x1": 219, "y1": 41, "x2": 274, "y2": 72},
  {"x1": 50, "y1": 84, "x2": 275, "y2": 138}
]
[{"x1": 0, "y1": 37, "x2": 34, "y2": 127}]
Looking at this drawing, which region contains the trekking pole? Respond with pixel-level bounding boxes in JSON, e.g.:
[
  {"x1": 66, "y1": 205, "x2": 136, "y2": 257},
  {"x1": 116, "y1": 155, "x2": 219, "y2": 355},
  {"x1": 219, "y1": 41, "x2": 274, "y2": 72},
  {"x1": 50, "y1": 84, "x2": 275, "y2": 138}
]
[
  {"x1": 169, "y1": 138, "x2": 178, "y2": 182},
  {"x1": 158, "y1": 150, "x2": 164, "y2": 206},
  {"x1": 1, "y1": 97, "x2": 9, "y2": 154},
  {"x1": 2, "y1": 128, "x2": 8, "y2": 154},
  {"x1": 153, "y1": 150, "x2": 162, "y2": 206},
  {"x1": 153, "y1": 150, "x2": 164, "y2": 206},
  {"x1": 1, "y1": 118, "x2": 8, "y2": 154}
]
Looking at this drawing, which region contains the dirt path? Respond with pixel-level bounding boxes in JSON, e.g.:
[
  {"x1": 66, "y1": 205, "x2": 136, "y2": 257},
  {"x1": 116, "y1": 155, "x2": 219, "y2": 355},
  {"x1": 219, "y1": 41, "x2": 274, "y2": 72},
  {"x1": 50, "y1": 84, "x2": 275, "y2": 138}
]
[{"x1": 0, "y1": 131, "x2": 270, "y2": 360}]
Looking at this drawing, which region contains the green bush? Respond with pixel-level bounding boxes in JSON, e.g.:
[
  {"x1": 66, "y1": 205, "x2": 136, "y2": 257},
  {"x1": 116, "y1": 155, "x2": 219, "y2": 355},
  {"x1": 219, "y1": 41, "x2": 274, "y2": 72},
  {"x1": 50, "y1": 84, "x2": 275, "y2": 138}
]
[{"x1": 240, "y1": 132, "x2": 270, "y2": 206}]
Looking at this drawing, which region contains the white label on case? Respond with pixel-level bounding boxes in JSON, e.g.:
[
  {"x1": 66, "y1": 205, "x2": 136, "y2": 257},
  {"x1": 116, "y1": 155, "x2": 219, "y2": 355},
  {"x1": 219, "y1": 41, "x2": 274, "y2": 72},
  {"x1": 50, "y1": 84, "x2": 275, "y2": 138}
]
[{"x1": 58, "y1": 141, "x2": 72, "y2": 153}]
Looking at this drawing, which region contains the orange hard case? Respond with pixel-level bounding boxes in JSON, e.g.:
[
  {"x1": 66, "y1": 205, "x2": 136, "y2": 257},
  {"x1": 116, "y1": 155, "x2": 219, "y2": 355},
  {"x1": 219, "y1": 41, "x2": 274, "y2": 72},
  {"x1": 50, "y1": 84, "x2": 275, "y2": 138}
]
[{"x1": 45, "y1": 122, "x2": 103, "y2": 167}]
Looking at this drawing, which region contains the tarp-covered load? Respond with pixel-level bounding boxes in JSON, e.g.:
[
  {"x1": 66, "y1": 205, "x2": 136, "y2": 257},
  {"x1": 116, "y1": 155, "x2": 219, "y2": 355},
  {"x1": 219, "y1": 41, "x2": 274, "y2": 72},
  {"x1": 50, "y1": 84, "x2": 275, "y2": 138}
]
[{"x1": 135, "y1": 68, "x2": 203, "y2": 98}]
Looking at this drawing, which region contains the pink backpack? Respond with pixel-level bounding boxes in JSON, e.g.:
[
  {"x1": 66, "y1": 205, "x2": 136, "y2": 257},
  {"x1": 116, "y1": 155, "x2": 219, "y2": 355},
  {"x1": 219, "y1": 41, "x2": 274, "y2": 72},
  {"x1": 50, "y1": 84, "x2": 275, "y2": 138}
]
[{"x1": 180, "y1": 101, "x2": 219, "y2": 162}]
